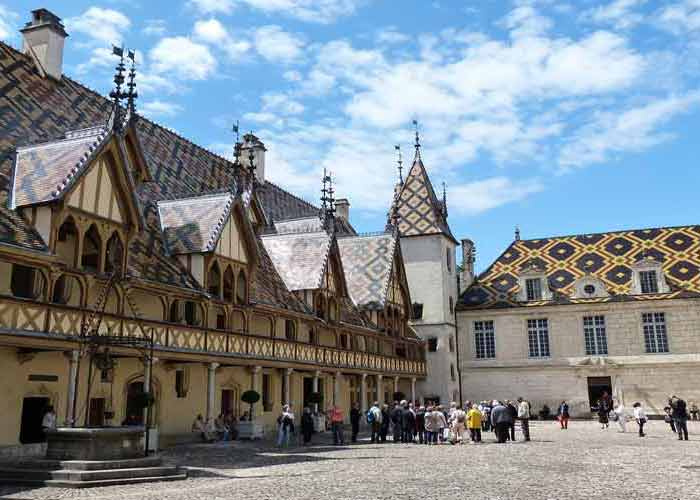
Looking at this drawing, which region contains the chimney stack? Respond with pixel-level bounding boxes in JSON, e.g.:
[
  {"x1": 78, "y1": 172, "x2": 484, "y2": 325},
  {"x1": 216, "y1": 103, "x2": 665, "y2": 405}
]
[
  {"x1": 20, "y1": 9, "x2": 68, "y2": 80},
  {"x1": 240, "y1": 133, "x2": 266, "y2": 184},
  {"x1": 460, "y1": 238, "x2": 475, "y2": 293},
  {"x1": 335, "y1": 198, "x2": 350, "y2": 221}
]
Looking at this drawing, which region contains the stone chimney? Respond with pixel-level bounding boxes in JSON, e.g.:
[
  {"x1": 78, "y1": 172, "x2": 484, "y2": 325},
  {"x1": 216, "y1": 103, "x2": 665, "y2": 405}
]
[
  {"x1": 335, "y1": 198, "x2": 350, "y2": 221},
  {"x1": 20, "y1": 9, "x2": 68, "y2": 80},
  {"x1": 241, "y1": 133, "x2": 266, "y2": 184},
  {"x1": 460, "y1": 238, "x2": 475, "y2": 293}
]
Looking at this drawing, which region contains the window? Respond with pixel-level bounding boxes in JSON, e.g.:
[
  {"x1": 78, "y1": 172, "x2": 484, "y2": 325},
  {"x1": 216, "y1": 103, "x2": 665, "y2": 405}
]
[
  {"x1": 56, "y1": 217, "x2": 79, "y2": 267},
  {"x1": 223, "y1": 266, "x2": 234, "y2": 302},
  {"x1": 216, "y1": 312, "x2": 226, "y2": 330},
  {"x1": 309, "y1": 329, "x2": 319, "y2": 345},
  {"x1": 81, "y1": 225, "x2": 102, "y2": 272},
  {"x1": 449, "y1": 297, "x2": 454, "y2": 315},
  {"x1": 262, "y1": 374, "x2": 272, "y2": 412},
  {"x1": 583, "y1": 316, "x2": 608, "y2": 355},
  {"x1": 11, "y1": 265, "x2": 45, "y2": 299},
  {"x1": 450, "y1": 364, "x2": 456, "y2": 381},
  {"x1": 236, "y1": 270, "x2": 247, "y2": 304},
  {"x1": 427, "y1": 337, "x2": 438, "y2": 352},
  {"x1": 640, "y1": 270, "x2": 659, "y2": 294},
  {"x1": 584, "y1": 284, "x2": 596, "y2": 295},
  {"x1": 285, "y1": 319, "x2": 296, "y2": 340},
  {"x1": 339, "y1": 333, "x2": 348, "y2": 349},
  {"x1": 525, "y1": 278, "x2": 542, "y2": 301},
  {"x1": 412, "y1": 302, "x2": 423, "y2": 319},
  {"x1": 642, "y1": 312, "x2": 669, "y2": 353},
  {"x1": 207, "y1": 262, "x2": 222, "y2": 298},
  {"x1": 446, "y1": 248, "x2": 452, "y2": 273},
  {"x1": 527, "y1": 319, "x2": 550, "y2": 358},
  {"x1": 52, "y1": 274, "x2": 77, "y2": 305},
  {"x1": 175, "y1": 370, "x2": 187, "y2": 398},
  {"x1": 474, "y1": 320, "x2": 496, "y2": 359},
  {"x1": 448, "y1": 336, "x2": 455, "y2": 353},
  {"x1": 170, "y1": 300, "x2": 202, "y2": 326},
  {"x1": 105, "y1": 232, "x2": 124, "y2": 275}
]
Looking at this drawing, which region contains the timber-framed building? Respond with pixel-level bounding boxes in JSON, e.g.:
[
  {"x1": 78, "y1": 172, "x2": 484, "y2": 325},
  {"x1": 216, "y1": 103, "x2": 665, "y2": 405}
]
[{"x1": 0, "y1": 9, "x2": 425, "y2": 456}]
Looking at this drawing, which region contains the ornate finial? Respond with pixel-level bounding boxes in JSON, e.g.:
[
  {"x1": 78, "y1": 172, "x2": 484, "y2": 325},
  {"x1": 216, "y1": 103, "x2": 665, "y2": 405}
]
[
  {"x1": 394, "y1": 144, "x2": 403, "y2": 185},
  {"x1": 320, "y1": 169, "x2": 335, "y2": 231},
  {"x1": 125, "y1": 49, "x2": 138, "y2": 116},
  {"x1": 232, "y1": 121, "x2": 241, "y2": 164},
  {"x1": 320, "y1": 167, "x2": 329, "y2": 212},
  {"x1": 442, "y1": 181, "x2": 448, "y2": 219},
  {"x1": 108, "y1": 45, "x2": 127, "y2": 132},
  {"x1": 515, "y1": 225, "x2": 521, "y2": 241},
  {"x1": 412, "y1": 119, "x2": 421, "y2": 157},
  {"x1": 247, "y1": 146, "x2": 256, "y2": 178}
]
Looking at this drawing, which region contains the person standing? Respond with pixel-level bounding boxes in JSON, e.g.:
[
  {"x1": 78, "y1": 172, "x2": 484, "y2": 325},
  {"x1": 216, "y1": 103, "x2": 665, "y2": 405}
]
[
  {"x1": 633, "y1": 402, "x2": 647, "y2": 437},
  {"x1": 380, "y1": 404, "x2": 390, "y2": 443},
  {"x1": 367, "y1": 401, "x2": 382, "y2": 443},
  {"x1": 415, "y1": 405, "x2": 426, "y2": 444},
  {"x1": 613, "y1": 402, "x2": 627, "y2": 433},
  {"x1": 664, "y1": 406, "x2": 677, "y2": 434},
  {"x1": 480, "y1": 401, "x2": 492, "y2": 432},
  {"x1": 41, "y1": 406, "x2": 57, "y2": 440},
  {"x1": 490, "y1": 401, "x2": 512, "y2": 444},
  {"x1": 435, "y1": 405, "x2": 448, "y2": 443},
  {"x1": 424, "y1": 406, "x2": 434, "y2": 445},
  {"x1": 277, "y1": 405, "x2": 295, "y2": 447},
  {"x1": 301, "y1": 407, "x2": 314, "y2": 446},
  {"x1": 597, "y1": 392, "x2": 611, "y2": 430},
  {"x1": 506, "y1": 401, "x2": 517, "y2": 441},
  {"x1": 391, "y1": 401, "x2": 402, "y2": 443},
  {"x1": 557, "y1": 401, "x2": 570, "y2": 429},
  {"x1": 690, "y1": 401, "x2": 699, "y2": 421},
  {"x1": 451, "y1": 405, "x2": 467, "y2": 444},
  {"x1": 350, "y1": 403, "x2": 361, "y2": 443},
  {"x1": 401, "y1": 401, "x2": 415, "y2": 443},
  {"x1": 517, "y1": 397, "x2": 531, "y2": 441},
  {"x1": 671, "y1": 396, "x2": 689, "y2": 441},
  {"x1": 467, "y1": 403, "x2": 482, "y2": 443},
  {"x1": 328, "y1": 405, "x2": 345, "y2": 445}
]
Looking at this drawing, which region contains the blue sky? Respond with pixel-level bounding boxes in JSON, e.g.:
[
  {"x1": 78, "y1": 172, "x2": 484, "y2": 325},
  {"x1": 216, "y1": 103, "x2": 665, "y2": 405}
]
[{"x1": 2, "y1": 0, "x2": 700, "y2": 271}]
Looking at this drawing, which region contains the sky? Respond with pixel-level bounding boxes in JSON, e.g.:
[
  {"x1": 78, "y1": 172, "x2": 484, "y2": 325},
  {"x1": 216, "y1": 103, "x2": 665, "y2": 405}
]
[{"x1": 2, "y1": 0, "x2": 700, "y2": 272}]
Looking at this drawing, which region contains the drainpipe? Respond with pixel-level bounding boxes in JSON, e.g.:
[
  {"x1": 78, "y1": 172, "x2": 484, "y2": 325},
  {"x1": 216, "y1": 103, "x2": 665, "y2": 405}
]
[{"x1": 455, "y1": 272, "x2": 463, "y2": 407}]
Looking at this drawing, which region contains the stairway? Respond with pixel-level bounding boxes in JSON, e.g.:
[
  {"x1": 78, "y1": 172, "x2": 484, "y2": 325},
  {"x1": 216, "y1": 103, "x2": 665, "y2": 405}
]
[{"x1": 0, "y1": 455, "x2": 186, "y2": 488}]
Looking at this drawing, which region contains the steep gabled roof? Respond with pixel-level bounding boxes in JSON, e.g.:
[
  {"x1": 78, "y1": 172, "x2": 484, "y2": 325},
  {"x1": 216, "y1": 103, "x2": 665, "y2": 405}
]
[
  {"x1": 394, "y1": 152, "x2": 455, "y2": 242},
  {"x1": 337, "y1": 232, "x2": 397, "y2": 310},
  {"x1": 260, "y1": 230, "x2": 332, "y2": 291},
  {"x1": 458, "y1": 224, "x2": 700, "y2": 310}
]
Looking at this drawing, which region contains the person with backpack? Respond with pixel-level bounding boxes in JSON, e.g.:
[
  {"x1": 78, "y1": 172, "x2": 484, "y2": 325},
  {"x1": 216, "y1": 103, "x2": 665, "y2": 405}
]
[
  {"x1": 415, "y1": 405, "x2": 426, "y2": 444},
  {"x1": 350, "y1": 403, "x2": 361, "y2": 443},
  {"x1": 276, "y1": 405, "x2": 295, "y2": 447},
  {"x1": 557, "y1": 401, "x2": 570, "y2": 429},
  {"x1": 380, "y1": 404, "x2": 390, "y2": 442},
  {"x1": 633, "y1": 402, "x2": 647, "y2": 437},
  {"x1": 451, "y1": 405, "x2": 467, "y2": 444},
  {"x1": 517, "y1": 397, "x2": 531, "y2": 441},
  {"x1": 424, "y1": 406, "x2": 435, "y2": 445},
  {"x1": 671, "y1": 396, "x2": 689, "y2": 441},
  {"x1": 367, "y1": 401, "x2": 382, "y2": 443}
]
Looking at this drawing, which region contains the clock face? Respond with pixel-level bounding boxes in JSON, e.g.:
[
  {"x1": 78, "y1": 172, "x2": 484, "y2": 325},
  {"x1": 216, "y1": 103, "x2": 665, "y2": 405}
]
[{"x1": 584, "y1": 284, "x2": 595, "y2": 295}]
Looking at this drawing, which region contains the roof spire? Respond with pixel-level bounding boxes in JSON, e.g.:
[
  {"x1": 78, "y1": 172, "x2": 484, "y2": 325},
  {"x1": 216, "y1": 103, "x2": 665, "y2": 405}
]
[
  {"x1": 108, "y1": 45, "x2": 127, "y2": 133},
  {"x1": 515, "y1": 225, "x2": 521, "y2": 241},
  {"x1": 442, "y1": 181, "x2": 448, "y2": 219},
  {"x1": 232, "y1": 120, "x2": 241, "y2": 164},
  {"x1": 125, "y1": 50, "x2": 138, "y2": 116},
  {"x1": 320, "y1": 168, "x2": 335, "y2": 232},
  {"x1": 394, "y1": 144, "x2": 403, "y2": 185},
  {"x1": 412, "y1": 119, "x2": 421, "y2": 158}
]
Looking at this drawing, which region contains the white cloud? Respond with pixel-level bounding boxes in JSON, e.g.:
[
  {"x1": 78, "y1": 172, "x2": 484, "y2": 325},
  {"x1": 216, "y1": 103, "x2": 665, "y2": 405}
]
[
  {"x1": 262, "y1": 93, "x2": 305, "y2": 114},
  {"x1": 143, "y1": 19, "x2": 167, "y2": 36},
  {"x1": 141, "y1": 100, "x2": 185, "y2": 118},
  {"x1": 585, "y1": 0, "x2": 646, "y2": 29},
  {"x1": 194, "y1": 18, "x2": 252, "y2": 61},
  {"x1": 501, "y1": 5, "x2": 553, "y2": 39},
  {"x1": 376, "y1": 27, "x2": 409, "y2": 45},
  {"x1": 149, "y1": 37, "x2": 217, "y2": 80},
  {"x1": 65, "y1": 7, "x2": 131, "y2": 46},
  {"x1": 0, "y1": 5, "x2": 18, "y2": 40},
  {"x1": 283, "y1": 70, "x2": 303, "y2": 81},
  {"x1": 559, "y1": 92, "x2": 700, "y2": 168},
  {"x1": 448, "y1": 177, "x2": 544, "y2": 215},
  {"x1": 656, "y1": 0, "x2": 700, "y2": 34},
  {"x1": 232, "y1": 0, "x2": 362, "y2": 24},
  {"x1": 188, "y1": 0, "x2": 235, "y2": 14},
  {"x1": 253, "y1": 25, "x2": 305, "y2": 63}
]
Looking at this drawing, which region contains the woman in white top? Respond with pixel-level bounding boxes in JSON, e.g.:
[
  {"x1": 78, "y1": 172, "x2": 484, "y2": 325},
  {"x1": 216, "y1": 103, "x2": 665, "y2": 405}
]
[
  {"x1": 633, "y1": 402, "x2": 647, "y2": 437},
  {"x1": 613, "y1": 403, "x2": 626, "y2": 433}
]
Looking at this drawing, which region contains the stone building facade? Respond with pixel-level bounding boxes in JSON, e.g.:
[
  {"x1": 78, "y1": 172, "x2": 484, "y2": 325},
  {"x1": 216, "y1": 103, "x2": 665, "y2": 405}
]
[{"x1": 457, "y1": 226, "x2": 700, "y2": 416}]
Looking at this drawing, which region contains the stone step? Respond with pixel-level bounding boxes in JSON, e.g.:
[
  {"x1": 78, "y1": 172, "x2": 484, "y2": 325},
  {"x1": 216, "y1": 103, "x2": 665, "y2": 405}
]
[
  {"x1": 4, "y1": 473, "x2": 188, "y2": 489},
  {"x1": 51, "y1": 466, "x2": 180, "y2": 481},
  {"x1": 11, "y1": 455, "x2": 163, "y2": 470}
]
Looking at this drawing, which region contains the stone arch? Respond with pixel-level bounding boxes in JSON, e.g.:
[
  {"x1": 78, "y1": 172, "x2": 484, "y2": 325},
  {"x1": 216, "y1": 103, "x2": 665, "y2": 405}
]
[
  {"x1": 123, "y1": 372, "x2": 162, "y2": 426},
  {"x1": 207, "y1": 260, "x2": 222, "y2": 299},
  {"x1": 81, "y1": 224, "x2": 102, "y2": 273},
  {"x1": 51, "y1": 273, "x2": 83, "y2": 306},
  {"x1": 105, "y1": 231, "x2": 124, "y2": 275},
  {"x1": 56, "y1": 216, "x2": 79, "y2": 267}
]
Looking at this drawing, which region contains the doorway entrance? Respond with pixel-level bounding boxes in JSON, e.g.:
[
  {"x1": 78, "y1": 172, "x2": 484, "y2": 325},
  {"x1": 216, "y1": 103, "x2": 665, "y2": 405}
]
[
  {"x1": 126, "y1": 381, "x2": 145, "y2": 425},
  {"x1": 587, "y1": 376, "x2": 613, "y2": 410},
  {"x1": 88, "y1": 398, "x2": 105, "y2": 427},
  {"x1": 19, "y1": 397, "x2": 50, "y2": 444},
  {"x1": 221, "y1": 388, "x2": 240, "y2": 417},
  {"x1": 303, "y1": 377, "x2": 324, "y2": 408}
]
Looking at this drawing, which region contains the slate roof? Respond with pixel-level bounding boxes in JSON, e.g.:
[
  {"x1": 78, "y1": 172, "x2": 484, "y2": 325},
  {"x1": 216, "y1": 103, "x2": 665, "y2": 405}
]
[
  {"x1": 158, "y1": 193, "x2": 233, "y2": 255},
  {"x1": 257, "y1": 181, "x2": 319, "y2": 223},
  {"x1": 393, "y1": 152, "x2": 455, "y2": 242},
  {"x1": 458, "y1": 225, "x2": 700, "y2": 310},
  {"x1": 260, "y1": 230, "x2": 331, "y2": 291},
  {"x1": 337, "y1": 232, "x2": 397, "y2": 310}
]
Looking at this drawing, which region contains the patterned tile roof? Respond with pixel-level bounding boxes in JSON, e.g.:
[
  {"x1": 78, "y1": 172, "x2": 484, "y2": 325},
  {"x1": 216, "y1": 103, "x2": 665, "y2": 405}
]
[
  {"x1": 458, "y1": 225, "x2": 700, "y2": 310},
  {"x1": 394, "y1": 153, "x2": 455, "y2": 242},
  {"x1": 11, "y1": 127, "x2": 108, "y2": 208},
  {"x1": 273, "y1": 216, "x2": 324, "y2": 234},
  {"x1": 260, "y1": 230, "x2": 331, "y2": 291},
  {"x1": 337, "y1": 232, "x2": 397, "y2": 310},
  {"x1": 257, "y1": 181, "x2": 319, "y2": 223},
  {"x1": 158, "y1": 193, "x2": 233, "y2": 254}
]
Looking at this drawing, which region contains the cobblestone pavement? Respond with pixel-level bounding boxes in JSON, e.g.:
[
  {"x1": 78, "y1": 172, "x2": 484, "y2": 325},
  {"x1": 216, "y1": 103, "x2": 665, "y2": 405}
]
[{"x1": 2, "y1": 420, "x2": 700, "y2": 500}]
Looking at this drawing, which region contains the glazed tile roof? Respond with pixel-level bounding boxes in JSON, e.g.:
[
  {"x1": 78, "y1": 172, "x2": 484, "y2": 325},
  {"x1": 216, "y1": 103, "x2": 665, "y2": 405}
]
[
  {"x1": 393, "y1": 152, "x2": 455, "y2": 242},
  {"x1": 11, "y1": 126, "x2": 108, "y2": 208},
  {"x1": 158, "y1": 193, "x2": 233, "y2": 254},
  {"x1": 458, "y1": 225, "x2": 700, "y2": 310},
  {"x1": 274, "y1": 216, "x2": 324, "y2": 235},
  {"x1": 257, "y1": 181, "x2": 319, "y2": 223},
  {"x1": 260, "y1": 230, "x2": 331, "y2": 291},
  {"x1": 337, "y1": 232, "x2": 397, "y2": 310}
]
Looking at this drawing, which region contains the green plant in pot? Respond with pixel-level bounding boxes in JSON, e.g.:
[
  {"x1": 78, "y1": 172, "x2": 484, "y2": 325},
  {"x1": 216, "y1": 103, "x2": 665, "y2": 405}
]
[{"x1": 241, "y1": 390, "x2": 260, "y2": 420}]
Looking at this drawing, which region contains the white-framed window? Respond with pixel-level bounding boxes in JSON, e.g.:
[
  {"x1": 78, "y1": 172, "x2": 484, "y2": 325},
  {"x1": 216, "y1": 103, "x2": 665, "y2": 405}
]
[
  {"x1": 583, "y1": 315, "x2": 608, "y2": 355},
  {"x1": 642, "y1": 312, "x2": 669, "y2": 353},
  {"x1": 527, "y1": 318, "x2": 550, "y2": 358},
  {"x1": 525, "y1": 278, "x2": 542, "y2": 301},
  {"x1": 446, "y1": 247, "x2": 452, "y2": 273},
  {"x1": 640, "y1": 270, "x2": 659, "y2": 294},
  {"x1": 474, "y1": 320, "x2": 495, "y2": 359}
]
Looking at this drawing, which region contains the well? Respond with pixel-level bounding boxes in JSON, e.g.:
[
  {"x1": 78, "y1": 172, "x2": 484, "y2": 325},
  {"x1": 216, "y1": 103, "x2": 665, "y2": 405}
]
[{"x1": 46, "y1": 427, "x2": 145, "y2": 461}]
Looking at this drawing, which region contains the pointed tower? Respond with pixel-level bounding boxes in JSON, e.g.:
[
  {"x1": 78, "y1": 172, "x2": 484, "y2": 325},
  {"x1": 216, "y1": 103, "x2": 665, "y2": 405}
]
[{"x1": 391, "y1": 125, "x2": 460, "y2": 405}]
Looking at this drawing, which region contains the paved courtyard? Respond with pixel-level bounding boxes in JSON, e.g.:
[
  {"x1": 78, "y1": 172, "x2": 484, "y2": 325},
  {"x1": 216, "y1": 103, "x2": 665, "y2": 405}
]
[{"x1": 1, "y1": 420, "x2": 699, "y2": 500}]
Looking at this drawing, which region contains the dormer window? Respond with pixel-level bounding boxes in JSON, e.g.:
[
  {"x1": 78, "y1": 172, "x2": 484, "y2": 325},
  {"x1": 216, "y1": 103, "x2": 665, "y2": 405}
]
[
  {"x1": 572, "y1": 276, "x2": 609, "y2": 299},
  {"x1": 525, "y1": 278, "x2": 542, "y2": 301},
  {"x1": 640, "y1": 270, "x2": 658, "y2": 294}
]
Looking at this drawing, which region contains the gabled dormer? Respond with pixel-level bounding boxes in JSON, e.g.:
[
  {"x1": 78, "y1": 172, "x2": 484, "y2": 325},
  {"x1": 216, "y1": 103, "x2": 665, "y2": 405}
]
[
  {"x1": 516, "y1": 261, "x2": 553, "y2": 302},
  {"x1": 630, "y1": 256, "x2": 669, "y2": 295},
  {"x1": 10, "y1": 125, "x2": 143, "y2": 275}
]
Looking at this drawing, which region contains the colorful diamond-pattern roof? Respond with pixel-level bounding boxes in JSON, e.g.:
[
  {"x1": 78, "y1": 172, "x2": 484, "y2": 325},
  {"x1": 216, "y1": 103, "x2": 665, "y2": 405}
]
[
  {"x1": 260, "y1": 230, "x2": 332, "y2": 291},
  {"x1": 458, "y1": 225, "x2": 700, "y2": 310},
  {"x1": 394, "y1": 154, "x2": 455, "y2": 242},
  {"x1": 337, "y1": 232, "x2": 397, "y2": 310}
]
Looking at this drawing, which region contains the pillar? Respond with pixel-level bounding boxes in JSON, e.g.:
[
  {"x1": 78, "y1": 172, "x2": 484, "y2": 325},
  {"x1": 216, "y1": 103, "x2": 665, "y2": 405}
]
[
  {"x1": 376, "y1": 374, "x2": 384, "y2": 407},
  {"x1": 360, "y1": 373, "x2": 368, "y2": 412},
  {"x1": 284, "y1": 368, "x2": 293, "y2": 407},
  {"x1": 411, "y1": 377, "x2": 416, "y2": 405},
  {"x1": 333, "y1": 371, "x2": 342, "y2": 406},
  {"x1": 393, "y1": 375, "x2": 399, "y2": 398},
  {"x1": 206, "y1": 362, "x2": 220, "y2": 421},
  {"x1": 250, "y1": 366, "x2": 261, "y2": 418},
  {"x1": 64, "y1": 350, "x2": 79, "y2": 426},
  {"x1": 312, "y1": 370, "x2": 320, "y2": 412},
  {"x1": 142, "y1": 357, "x2": 158, "y2": 430}
]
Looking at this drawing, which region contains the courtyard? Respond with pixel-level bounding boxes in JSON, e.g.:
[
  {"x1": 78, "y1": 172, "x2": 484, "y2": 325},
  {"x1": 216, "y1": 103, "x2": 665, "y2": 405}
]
[{"x1": 1, "y1": 420, "x2": 698, "y2": 500}]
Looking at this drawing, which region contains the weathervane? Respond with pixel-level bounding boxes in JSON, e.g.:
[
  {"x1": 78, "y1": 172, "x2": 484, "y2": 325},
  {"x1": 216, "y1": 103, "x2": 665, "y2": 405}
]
[
  {"x1": 232, "y1": 121, "x2": 241, "y2": 164},
  {"x1": 395, "y1": 144, "x2": 403, "y2": 184},
  {"x1": 442, "y1": 181, "x2": 448, "y2": 219},
  {"x1": 125, "y1": 50, "x2": 138, "y2": 115},
  {"x1": 515, "y1": 225, "x2": 521, "y2": 241},
  {"x1": 108, "y1": 45, "x2": 127, "y2": 132},
  {"x1": 412, "y1": 119, "x2": 421, "y2": 157}
]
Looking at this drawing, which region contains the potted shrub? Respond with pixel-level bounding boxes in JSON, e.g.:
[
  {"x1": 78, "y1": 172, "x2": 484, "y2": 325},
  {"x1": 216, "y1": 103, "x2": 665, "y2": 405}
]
[
  {"x1": 241, "y1": 390, "x2": 260, "y2": 419},
  {"x1": 238, "y1": 390, "x2": 263, "y2": 440}
]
